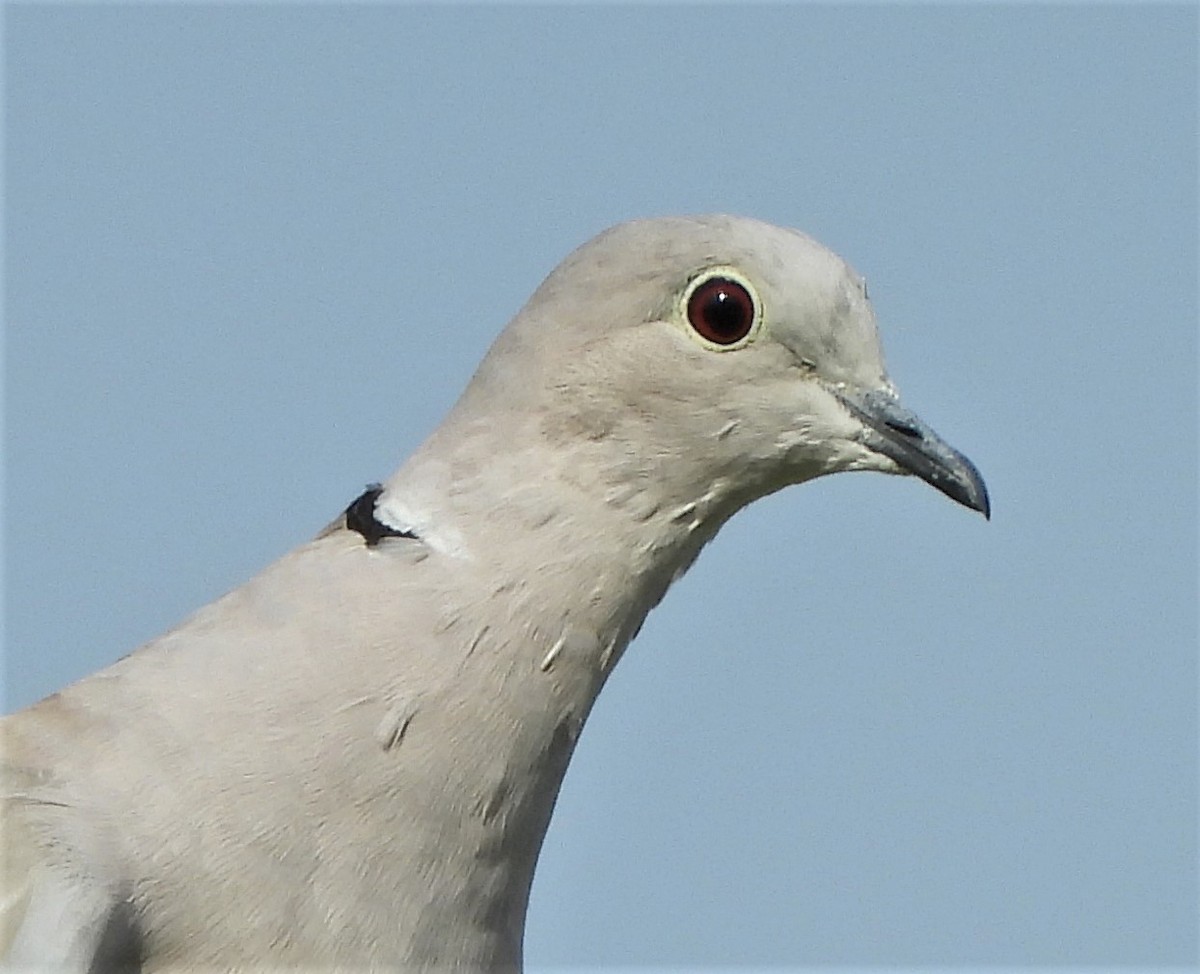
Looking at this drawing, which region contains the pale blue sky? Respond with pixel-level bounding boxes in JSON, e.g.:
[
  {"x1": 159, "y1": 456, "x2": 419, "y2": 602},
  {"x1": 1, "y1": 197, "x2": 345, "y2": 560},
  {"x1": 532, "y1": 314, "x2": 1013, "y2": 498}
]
[{"x1": 5, "y1": 4, "x2": 1197, "y2": 968}]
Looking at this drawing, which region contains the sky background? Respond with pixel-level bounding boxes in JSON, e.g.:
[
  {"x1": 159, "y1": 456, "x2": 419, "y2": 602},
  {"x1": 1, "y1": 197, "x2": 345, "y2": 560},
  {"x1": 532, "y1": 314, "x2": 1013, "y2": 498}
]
[{"x1": 4, "y1": 4, "x2": 1197, "y2": 969}]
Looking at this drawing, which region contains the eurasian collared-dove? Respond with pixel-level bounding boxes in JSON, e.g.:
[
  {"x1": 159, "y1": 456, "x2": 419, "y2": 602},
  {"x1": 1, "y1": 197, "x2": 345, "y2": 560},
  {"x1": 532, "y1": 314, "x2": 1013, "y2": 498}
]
[{"x1": 1, "y1": 215, "x2": 988, "y2": 972}]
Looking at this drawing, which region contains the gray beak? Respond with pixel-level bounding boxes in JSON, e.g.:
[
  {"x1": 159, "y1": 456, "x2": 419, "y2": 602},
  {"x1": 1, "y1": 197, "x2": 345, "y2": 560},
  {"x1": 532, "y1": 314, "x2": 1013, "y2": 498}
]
[{"x1": 836, "y1": 388, "x2": 990, "y2": 519}]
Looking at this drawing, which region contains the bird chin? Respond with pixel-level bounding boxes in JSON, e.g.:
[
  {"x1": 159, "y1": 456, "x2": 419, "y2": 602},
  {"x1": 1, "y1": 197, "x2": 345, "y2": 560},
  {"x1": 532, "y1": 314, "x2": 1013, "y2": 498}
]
[{"x1": 777, "y1": 436, "x2": 892, "y2": 487}]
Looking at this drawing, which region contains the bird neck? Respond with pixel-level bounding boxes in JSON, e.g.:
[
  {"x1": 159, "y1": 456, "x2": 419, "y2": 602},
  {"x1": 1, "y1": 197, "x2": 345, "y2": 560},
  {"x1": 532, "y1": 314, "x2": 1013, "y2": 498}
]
[
  {"x1": 364, "y1": 423, "x2": 748, "y2": 959},
  {"x1": 387, "y1": 416, "x2": 748, "y2": 680}
]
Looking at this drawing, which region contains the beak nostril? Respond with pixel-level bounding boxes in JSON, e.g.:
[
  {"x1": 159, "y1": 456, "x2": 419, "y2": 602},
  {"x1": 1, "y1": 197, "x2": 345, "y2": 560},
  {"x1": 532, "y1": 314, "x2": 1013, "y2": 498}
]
[{"x1": 884, "y1": 418, "x2": 923, "y2": 440}]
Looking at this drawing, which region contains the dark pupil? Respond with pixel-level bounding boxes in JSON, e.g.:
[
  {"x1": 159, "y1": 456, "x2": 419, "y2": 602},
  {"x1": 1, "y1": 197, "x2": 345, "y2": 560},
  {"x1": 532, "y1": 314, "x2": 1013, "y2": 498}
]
[{"x1": 704, "y1": 289, "x2": 744, "y2": 336}]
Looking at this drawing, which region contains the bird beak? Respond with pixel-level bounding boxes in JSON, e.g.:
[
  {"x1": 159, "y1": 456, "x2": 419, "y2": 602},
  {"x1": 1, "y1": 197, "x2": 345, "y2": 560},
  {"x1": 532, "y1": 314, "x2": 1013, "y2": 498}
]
[{"x1": 834, "y1": 387, "x2": 991, "y2": 519}]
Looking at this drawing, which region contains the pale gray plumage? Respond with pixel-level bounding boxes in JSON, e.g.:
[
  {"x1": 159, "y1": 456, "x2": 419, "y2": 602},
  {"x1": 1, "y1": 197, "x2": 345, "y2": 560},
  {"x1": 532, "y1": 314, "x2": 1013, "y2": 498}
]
[{"x1": 0, "y1": 215, "x2": 988, "y2": 972}]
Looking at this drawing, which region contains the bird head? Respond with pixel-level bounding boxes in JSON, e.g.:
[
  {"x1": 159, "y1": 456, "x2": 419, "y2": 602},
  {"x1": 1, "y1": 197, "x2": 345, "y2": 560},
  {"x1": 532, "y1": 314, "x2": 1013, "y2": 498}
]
[{"x1": 459, "y1": 215, "x2": 988, "y2": 521}]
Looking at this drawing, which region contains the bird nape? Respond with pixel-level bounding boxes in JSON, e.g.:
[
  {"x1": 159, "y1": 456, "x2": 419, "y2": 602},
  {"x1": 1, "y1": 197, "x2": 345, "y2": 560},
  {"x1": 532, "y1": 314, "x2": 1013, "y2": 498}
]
[{"x1": 1, "y1": 214, "x2": 988, "y2": 972}]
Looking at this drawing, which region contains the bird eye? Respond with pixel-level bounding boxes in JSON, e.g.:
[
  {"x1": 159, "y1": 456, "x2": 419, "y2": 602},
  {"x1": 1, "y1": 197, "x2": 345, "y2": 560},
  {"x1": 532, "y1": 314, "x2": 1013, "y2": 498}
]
[{"x1": 684, "y1": 273, "x2": 759, "y2": 349}]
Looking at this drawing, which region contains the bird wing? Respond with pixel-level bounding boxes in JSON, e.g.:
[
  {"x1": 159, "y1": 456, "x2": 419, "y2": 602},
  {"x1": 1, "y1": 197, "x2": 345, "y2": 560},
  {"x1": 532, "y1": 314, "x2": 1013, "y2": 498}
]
[{"x1": 1, "y1": 779, "x2": 137, "y2": 972}]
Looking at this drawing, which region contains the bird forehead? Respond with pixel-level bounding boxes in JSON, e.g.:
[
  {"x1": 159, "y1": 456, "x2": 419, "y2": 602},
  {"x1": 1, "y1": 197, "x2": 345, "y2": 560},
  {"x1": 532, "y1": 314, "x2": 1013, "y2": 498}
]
[
  {"x1": 757, "y1": 251, "x2": 874, "y2": 340},
  {"x1": 575, "y1": 214, "x2": 854, "y2": 287},
  {"x1": 528, "y1": 215, "x2": 862, "y2": 324}
]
